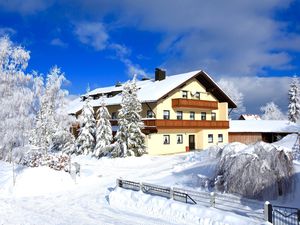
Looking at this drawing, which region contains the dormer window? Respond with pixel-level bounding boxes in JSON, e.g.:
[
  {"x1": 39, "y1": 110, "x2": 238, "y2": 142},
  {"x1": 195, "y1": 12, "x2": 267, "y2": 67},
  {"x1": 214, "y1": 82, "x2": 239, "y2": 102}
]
[{"x1": 182, "y1": 90, "x2": 188, "y2": 98}]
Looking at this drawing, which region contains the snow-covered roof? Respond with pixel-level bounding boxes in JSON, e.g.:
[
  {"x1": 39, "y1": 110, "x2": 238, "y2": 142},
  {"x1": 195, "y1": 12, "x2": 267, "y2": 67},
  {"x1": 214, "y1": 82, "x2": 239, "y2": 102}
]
[
  {"x1": 239, "y1": 114, "x2": 261, "y2": 120},
  {"x1": 229, "y1": 120, "x2": 300, "y2": 133},
  {"x1": 68, "y1": 70, "x2": 237, "y2": 114}
]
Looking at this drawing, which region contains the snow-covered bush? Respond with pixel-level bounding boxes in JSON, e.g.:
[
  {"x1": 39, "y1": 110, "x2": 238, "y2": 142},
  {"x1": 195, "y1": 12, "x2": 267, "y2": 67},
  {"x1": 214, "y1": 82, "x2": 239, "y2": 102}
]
[
  {"x1": 76, "y1": 96, "x2": 96, "y2": 155},
  {"x1": 21, "y1": 150, "x2": 71, "y2": 171},
  {"x1": 115, "y1": 75, "x2": 146, "y2": 157},
  {"x1": 214, "y1": 142, "x2": 294, "y2": 200}
]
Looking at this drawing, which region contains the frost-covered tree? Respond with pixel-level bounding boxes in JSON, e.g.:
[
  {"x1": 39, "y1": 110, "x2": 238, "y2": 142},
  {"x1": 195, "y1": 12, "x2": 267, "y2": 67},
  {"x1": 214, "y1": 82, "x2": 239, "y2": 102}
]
[
  {"x1": 288, "y1": 77, "x2": 300, "y2": 123},
  {"x1": 218, "y1": 79, "x2": 245, "y2": 118},
  {"x1": 30, "y1": 66, "x2": 71, "y2": 154},
  {"x1": 76, "y1": 97, "x2": 96, "y2": 155},
  {"x1": 260, "y1": 101, "x2": 285, "y2": 120},
  {"x1": 0, "y1": 36, "x2": 37, "y2": 160},
  {"x1": 94, "y1": 97, "x2": 113, "y2": 158},
  {"x1": 115, "y1": 75, "x2": 146, "y2": 157}
]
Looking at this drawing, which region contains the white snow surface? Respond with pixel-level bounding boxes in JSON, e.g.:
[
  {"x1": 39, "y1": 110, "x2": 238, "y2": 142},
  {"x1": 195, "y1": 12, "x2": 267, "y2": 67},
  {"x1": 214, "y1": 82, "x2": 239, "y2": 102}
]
[
  {"x1": 1, "y1": 135, "x2": 300, "y2": 224},
  {"x1": 229, "y1": 120, "x2": 300, "y2": 133}
]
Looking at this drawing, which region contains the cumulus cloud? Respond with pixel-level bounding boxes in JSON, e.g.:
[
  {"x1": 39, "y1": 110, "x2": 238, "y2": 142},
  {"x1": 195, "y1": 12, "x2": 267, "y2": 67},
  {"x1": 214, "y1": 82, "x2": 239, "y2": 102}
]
[
  {"x1": 74, "y1": 22, "x2": 108, "y2": 51},
  {"x1": 218, "y1": 76, "x2": 291, "y2": 115}
]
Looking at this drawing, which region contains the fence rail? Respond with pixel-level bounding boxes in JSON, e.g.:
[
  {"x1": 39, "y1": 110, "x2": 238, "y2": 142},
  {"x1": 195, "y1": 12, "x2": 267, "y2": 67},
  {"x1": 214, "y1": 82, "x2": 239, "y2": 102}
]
[{"x1": 116, "y1": 178, "x2": 265, "y2": 221}]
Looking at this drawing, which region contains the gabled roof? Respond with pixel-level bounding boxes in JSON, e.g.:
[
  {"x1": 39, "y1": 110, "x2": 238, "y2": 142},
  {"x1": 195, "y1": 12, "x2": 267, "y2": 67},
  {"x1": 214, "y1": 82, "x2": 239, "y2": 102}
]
[
  {"x1": 239, "y1": 114, "x2": 261, "y2": 120},
  {"x1": 229, "y1": 120, "x2": 300, "y2": 133},
  {"x1": 67, "y1": 70, "x2": 237, "y2": 114}
]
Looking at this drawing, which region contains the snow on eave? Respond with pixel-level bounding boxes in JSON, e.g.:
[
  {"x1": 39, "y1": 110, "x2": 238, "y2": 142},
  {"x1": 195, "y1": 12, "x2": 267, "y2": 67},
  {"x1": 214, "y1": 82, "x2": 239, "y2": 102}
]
[{"x1": 229, "y1": 120, "x2": 300, "y2": 133}]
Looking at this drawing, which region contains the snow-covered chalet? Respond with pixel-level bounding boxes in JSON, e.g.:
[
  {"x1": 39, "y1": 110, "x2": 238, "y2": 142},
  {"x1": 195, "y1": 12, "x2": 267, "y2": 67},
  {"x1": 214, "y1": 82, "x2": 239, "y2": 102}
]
[{"x1": 68, "y1": 69, "x2": 237, "y2": 155}]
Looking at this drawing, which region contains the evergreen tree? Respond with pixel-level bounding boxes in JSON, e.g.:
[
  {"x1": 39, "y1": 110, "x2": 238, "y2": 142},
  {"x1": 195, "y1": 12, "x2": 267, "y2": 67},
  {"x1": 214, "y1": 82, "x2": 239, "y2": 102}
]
[
  {"x1": 115, "y1": 75, "x2": 146, "y2": 157},
  {"x1": 94, "y1": 97, "x2": 113, "y2": 158},
  {"x1": 76, "y1": 97, "x2": 96, "y2": 155},
  {"x1": 288, "y1": 77, "x2": 300, "y2": 123}
]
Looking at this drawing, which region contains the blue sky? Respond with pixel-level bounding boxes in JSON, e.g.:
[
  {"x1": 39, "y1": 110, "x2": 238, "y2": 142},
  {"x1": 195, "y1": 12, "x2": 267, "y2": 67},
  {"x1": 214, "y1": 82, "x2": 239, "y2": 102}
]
[{"x1": 0, "y1": 0, "x2": 300, "y2": 114}]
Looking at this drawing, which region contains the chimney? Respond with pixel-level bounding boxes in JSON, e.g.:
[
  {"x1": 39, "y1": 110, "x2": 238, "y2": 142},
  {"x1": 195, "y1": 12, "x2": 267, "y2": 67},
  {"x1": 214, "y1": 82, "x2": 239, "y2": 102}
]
[{"x1": 155, "y1": 68, "x2": 166, "y2": 81}]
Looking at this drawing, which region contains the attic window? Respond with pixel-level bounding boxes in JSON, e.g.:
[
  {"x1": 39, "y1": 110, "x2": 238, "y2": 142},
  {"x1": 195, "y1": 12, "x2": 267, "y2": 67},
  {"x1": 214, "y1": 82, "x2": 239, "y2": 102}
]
[
  {"x1": 182, "y1": 91, "x2": 188, "y2": 98},
  {"x1": 194, "y1": 92, "x2": 200, "y2": 99}
]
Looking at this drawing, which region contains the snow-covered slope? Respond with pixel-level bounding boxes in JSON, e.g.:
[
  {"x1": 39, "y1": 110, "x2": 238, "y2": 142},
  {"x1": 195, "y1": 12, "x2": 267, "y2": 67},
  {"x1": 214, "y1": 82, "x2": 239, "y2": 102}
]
[{"x1": 1, "y1": 135, "x2": 299, "y2": 224}]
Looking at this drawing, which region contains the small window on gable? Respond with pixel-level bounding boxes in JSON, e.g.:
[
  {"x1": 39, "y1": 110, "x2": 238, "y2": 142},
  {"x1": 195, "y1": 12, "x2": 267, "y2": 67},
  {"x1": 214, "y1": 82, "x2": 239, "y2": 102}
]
[
  {"x1": 177, "y1": 111, "x2": 183, "y2": 120},
  {"x1": 177, "y1": 134, "x2": 183, "y2": 144},
  {"x1": 208, "y1": 134, "x2": 213, "y2": 143},
  {"x1": 195, "y1": 92, "x2": 200, "y2": 99},
  {"x1": 201, "y1": 112, "x2": 206, "y2": 120},
  {"x1": 211, "y1": 112, "x2": 216, "y2": 121},
  {"x1": 163, "y1": 135, "x2": 170, "y2": 144},
  {"x1": 163, "y1": 110, "x2": 170, "y2": 120},
  {"x1": 182, "y1": 90, "x2": 188, "y2": 98}
]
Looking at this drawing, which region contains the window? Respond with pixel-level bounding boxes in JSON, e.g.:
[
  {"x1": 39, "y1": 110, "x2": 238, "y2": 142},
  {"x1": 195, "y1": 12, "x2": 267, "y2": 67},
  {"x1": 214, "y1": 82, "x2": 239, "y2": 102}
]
[
  {"x1": 163, "y1": 135, "x2": 170, "y2": 144},
  {"x1": 208, "y1": 134, "x2": 213, "y2": 143},
  {"x1": 111, "y1": 112, "x2": 117, "y2": 119},
  {"x1": 177, "y1": 111, "x2": 183, "y2": 120},
  {"x1": 218, "y1": 134, "x2": 223, "y2": 143},
  {"x1": 163, "y1": 110, "x2": 170, "y2": 120},
  {"x1": 190, "y1": 111, "x2": 195, "y2": 120},
  {"x1": 177, "y1": 134, "x2": 183, "y2": 144},
  {"x1": 182, "y1": 90, "x2": 188, "y2": 98},
  {"x1": 211, "y1": 112, "x2": 216, "y2": 121},
  {"x1": 201, "y1": 112, "x2": 206, "y2": 120},
  {"x1": 195, "y1": 92, "x2": 200, "y2": 99},
  {"x1": 147, "y1": 110, "x2": 155, "y2": 118}
]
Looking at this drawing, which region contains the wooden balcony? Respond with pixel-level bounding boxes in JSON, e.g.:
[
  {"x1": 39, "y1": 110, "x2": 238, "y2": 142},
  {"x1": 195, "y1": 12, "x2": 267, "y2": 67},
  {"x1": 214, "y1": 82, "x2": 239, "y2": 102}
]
[
  {"x1": 143, "y1": 119, "x2": 229, "y2": 129},
  {"x1": 172, "y1": 98, "x2": 218, "y2": 110}
]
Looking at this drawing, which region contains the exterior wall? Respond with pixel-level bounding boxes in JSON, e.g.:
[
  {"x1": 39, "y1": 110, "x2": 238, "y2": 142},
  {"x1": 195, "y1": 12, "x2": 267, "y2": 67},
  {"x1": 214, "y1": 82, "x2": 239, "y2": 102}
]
[
  {"x1": 229, "y1": 132, "x2": 263, "y2": 144},
  {"x1": 146, "y1": 128, "x2": 229, "y2": 155},
  {"x1": 156, "y1": 78, "x2": 218, "y2": 120}
]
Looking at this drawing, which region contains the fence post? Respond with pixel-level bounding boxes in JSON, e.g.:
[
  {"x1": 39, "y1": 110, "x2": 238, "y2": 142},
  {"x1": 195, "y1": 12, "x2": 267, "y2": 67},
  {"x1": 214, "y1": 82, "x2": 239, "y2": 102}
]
[
  {"x1": 210, "y1": 192, "x2": 215, "y2": 207},
  {"x1": 264, "y1": 201, "x2": 272, "y2": 223}
]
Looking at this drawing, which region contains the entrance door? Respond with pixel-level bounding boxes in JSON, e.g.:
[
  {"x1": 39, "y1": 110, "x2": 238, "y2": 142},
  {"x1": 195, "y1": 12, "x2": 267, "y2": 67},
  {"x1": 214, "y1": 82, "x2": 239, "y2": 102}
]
[{"x1": 189, "y1": 135, "x2": 195, "y2": 150}]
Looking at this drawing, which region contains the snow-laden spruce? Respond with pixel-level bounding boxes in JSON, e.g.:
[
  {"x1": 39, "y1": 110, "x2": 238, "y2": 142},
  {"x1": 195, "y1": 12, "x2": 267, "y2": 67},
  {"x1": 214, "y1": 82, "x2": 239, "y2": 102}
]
[
  {"x1": 94, "y1": 97, "x2": 113, "y2": 158},
  {"x1": 114, "y1": 75, "x2": 146, "y2": 157},
  {"x1": 213, "y1": 142, "x2": 294, "y2": 200},
  {"x1": 30, "y1": 66, "x2": 73, "y2": 154},
  {"x1": 288, "y1": 77, "x2": 300, "y2": 123},
  {"x1": 76, "y1": 96, "x2": 96, "y2": 155},
  {"x1": 260, "y1": 101, "x2": 285, "y2": 120},
  {"x1": 0, "y1": 36, "x2": 40, "y2": 160}
]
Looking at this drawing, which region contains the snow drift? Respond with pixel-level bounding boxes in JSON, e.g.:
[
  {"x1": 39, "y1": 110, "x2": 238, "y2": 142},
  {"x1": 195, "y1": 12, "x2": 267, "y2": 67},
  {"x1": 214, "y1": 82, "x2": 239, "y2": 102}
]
[{"x1": 214, "y1": 142, "x2": 294, "y2": 200}]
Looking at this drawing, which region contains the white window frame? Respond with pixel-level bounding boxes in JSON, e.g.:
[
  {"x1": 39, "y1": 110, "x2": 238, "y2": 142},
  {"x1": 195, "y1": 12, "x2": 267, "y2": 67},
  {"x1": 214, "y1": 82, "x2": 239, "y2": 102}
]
[
  {"x1": 177, "y1": 111, "x2": 183, "y2": 120},
  {"x1": 218, "y1": 134, "x2": 223, "y2": 143},
  {"x1": 163, "y1": 110, "x2": 170, "y2": 120},
  {"x1": 190, "y1": 111, "x2": 195, "y2": 120},
  {"x1": 201, "y1": 112, "x2": 206, "y2": 120},
  {"x1": 208, "y1": 134, "x2": 213, "y2": 143},
  {"x1": 211, "y1": 112, "x2": 216, "y2": 121},
  {"x1": 182, "y1": 90, "x2": 188, "y2": 98}
]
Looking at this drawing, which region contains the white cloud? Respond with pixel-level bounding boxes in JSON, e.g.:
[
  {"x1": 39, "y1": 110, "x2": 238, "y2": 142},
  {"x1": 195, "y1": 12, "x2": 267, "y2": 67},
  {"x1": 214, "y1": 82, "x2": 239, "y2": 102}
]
[
  {"x1": 0, "y1": 0, "x2": 54, "y2": 14},
  {"x1": 219, "y1": 76, "x2": 292, "y2": 115},
  {"x1": 74, "y1": 22, "x2": 108, "y2": 51},
  {"x1": 50, "y1": 38, "x2": 68, "y2": 48}
]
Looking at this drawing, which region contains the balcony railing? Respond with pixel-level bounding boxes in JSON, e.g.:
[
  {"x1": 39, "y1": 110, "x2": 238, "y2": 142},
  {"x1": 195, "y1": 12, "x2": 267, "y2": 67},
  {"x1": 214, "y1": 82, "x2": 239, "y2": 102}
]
[
  {"x1": 143, "y1": 119, "x2": 229, "y2": 129},
  {"x1": 172, "y1": 98, "x2": 218, "y2": 110}
]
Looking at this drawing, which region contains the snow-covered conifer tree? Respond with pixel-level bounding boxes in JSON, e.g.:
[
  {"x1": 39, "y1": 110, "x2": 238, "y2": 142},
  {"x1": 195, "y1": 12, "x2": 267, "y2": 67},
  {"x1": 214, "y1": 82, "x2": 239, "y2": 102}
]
[
  {"x1": 288, "y1": 77, "x2": 300, "y2": 123},
  {"x1": 76, "y1": 97, "x2": 96, "y2": 155},
  {"x1": 94, "y1": 97, "x2": 113, "y2": 158},
  {"x1": 115, "y1": 75, "x2": 146, "y2": 157},
  {"x1": 30, "y1": 66, "x2": 71, "y2": 153},
  {"x1": 260, "y1": 101, "x2": 285, "y2": 120},
  {"x1": 0, "y1": 36, "x2": 37, "y2": 160}
]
